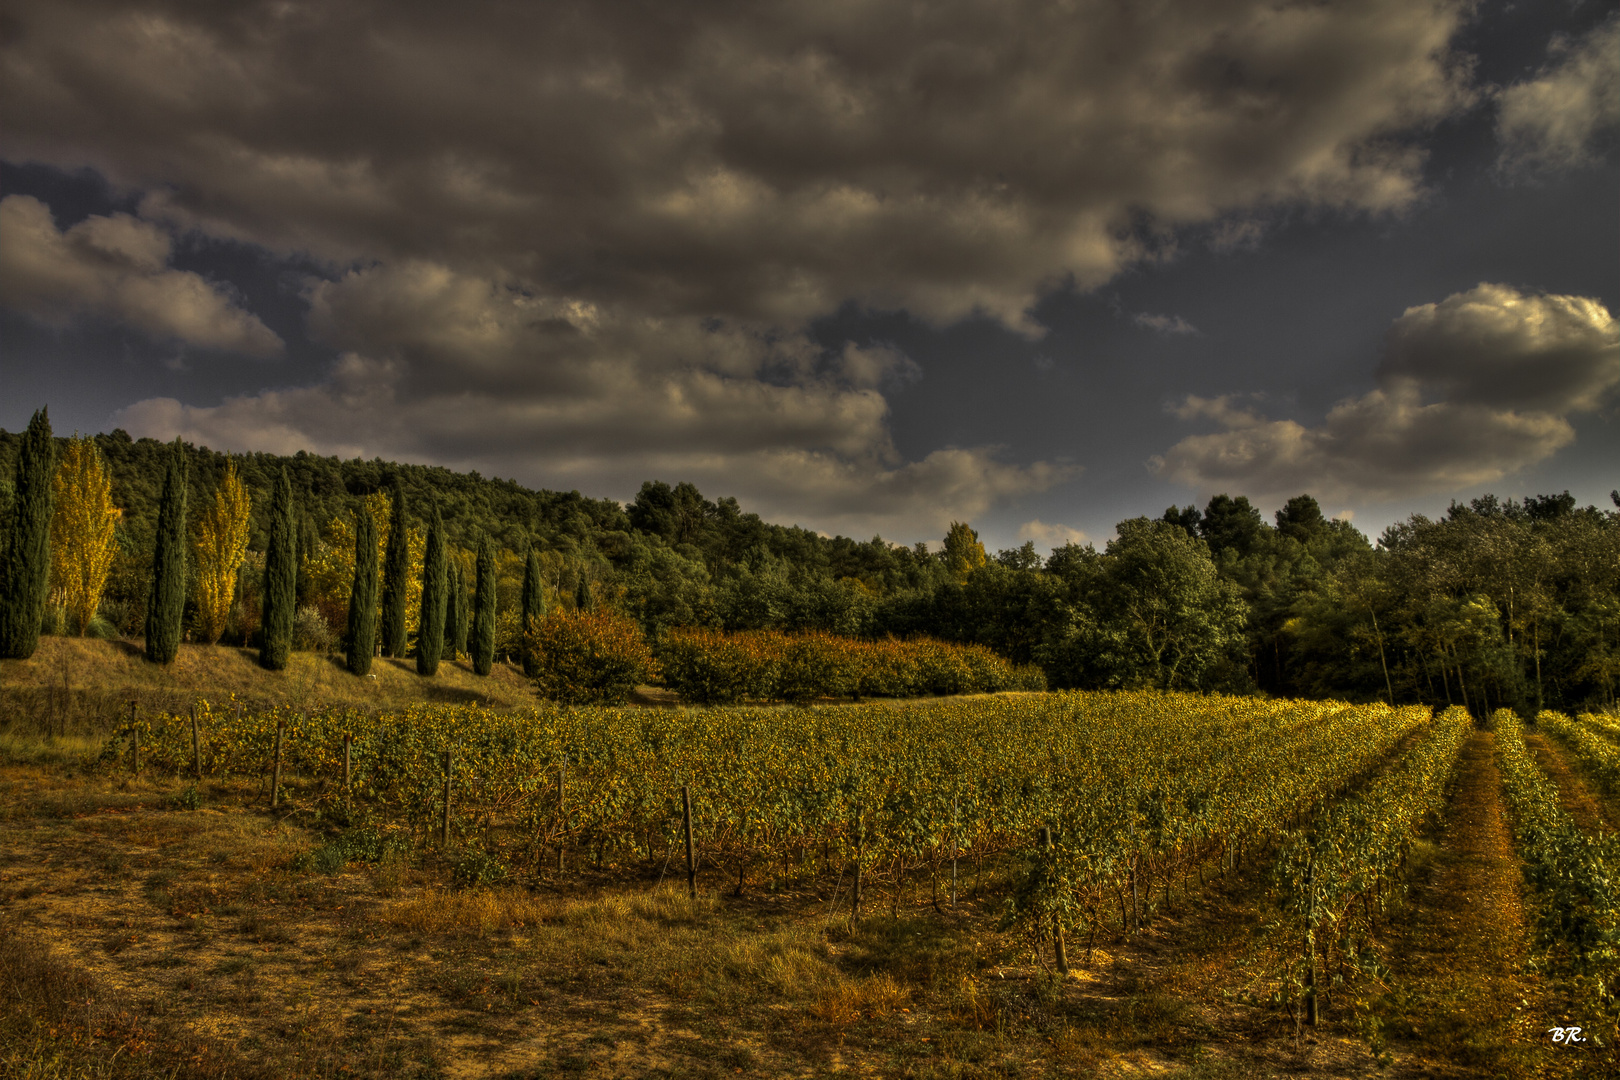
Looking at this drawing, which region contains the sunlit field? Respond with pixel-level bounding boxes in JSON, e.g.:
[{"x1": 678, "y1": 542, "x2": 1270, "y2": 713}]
[{"x1": 3, "y1": 653, "x2": 1617, "y2": 1077}]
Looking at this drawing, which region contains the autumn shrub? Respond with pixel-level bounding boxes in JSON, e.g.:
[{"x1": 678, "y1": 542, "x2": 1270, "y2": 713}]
[
  {"x1": 528, "y1": 608, "x2": 659, "y2": 704},
  {"x1": 659, "y1": 628, "x2": 1044, "y2": 702}
]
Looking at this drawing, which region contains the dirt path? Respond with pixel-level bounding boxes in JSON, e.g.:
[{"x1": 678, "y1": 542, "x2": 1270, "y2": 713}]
[
  {"x1": 1524, "y1": 729, "x2": 1620, "y2": 831},
  {"x1": 1524, "y1": 729, "x2": 1614, "y2": 829},
  {"x1": 1378, "y1": 730, "x2": 1560, "y2": 1078}
]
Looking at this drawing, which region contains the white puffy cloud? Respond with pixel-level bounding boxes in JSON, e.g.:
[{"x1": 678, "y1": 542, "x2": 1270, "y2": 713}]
[
  {"x1": 1133, "y1": 312, "x2": 1199, "y2": 336},
  {"x1": 0, "y1": 195, "x2": 282, "y2": 355},
  {"x1": 1497, "y1": 17, "x2": 1620, "y2": 173},
  {"x1": 1017, "y1": 520, "x2": 1090, "y2": 551},
  {"x1": 1152, "y1": 283, "x2": 1619, "y2": 503},
  {"x1": 1, "y1": 0, "x2": 1474, "y2": 332}
]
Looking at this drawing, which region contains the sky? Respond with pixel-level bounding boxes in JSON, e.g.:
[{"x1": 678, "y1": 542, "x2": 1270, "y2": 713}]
[{"x1": 2, "y1": 0, "x2": 1616, "y2": 553}]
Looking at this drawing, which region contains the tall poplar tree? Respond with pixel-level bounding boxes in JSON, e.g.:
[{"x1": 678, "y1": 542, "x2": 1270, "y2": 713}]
[
  {"x1": 346, "y1": 503, "x2": 378, "y2": 676},
  {"x1": 472, "y1": 535, "x2": 497, "y2": 676},
  {"x1": 144, "y1": 441, "x2": 188, "y2": 664},
  {"x1": 520, "y1": 546, "x2": 546, "y2": 677},
  {"x1": 193, "y1": 461, "x2": 251, "y2": 644},
  {"x1": 416, "y1": 503, "x2": 447, "y2": 676},
  {"x1": 260, "y1": 467, "x2": 297, "y2": 670},
  {"x1": 0, "y1": 408, "x2": 55, "y2": 659},
  {"x1": 51, "y1": 435, "x2": 121, "y2": 636},
  {"x1": 380, "y1": 480, "x2": 409, "y2": 657}
]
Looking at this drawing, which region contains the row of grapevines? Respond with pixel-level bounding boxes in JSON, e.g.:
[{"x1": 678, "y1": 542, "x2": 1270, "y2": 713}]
[
  {"x1": 1494, "y1": 711, "x2": 1620, "y2": 1024},
  {"x1": 1544, "y1": 711, "x2": 1620, "y2": 795},
  {"x1": 109, "y1": 692, "x2": 1425, "y2": 936},
  {"x1": 1272, "y1": 706, "x2": 1471, "y2": 1009},
  {"x1": 114, "y1": 693, "x2": 1425, "y2": 932}
]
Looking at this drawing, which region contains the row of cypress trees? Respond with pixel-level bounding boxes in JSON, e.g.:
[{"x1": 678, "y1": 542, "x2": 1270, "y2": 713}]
[
  {"x1": 2, "y1": 410, "x2": 542, "y2": 680},
  {"x1": 340, "y1": 490, "x2": 539, "y2": 679}
]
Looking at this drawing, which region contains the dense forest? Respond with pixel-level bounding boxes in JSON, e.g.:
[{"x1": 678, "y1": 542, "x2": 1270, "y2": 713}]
[{"x1": 2, "y1": 425, "x2": 1617, "y2": 714}]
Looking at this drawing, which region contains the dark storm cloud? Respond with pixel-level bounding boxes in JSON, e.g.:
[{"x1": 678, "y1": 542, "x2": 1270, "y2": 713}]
[
  {"x1": 1, "y1": 0, "x2": 1475, "y2": 327},
  {"x1": 6, "y1": 0, "x2": 1579, "y2": 536},
  {"x1": 1152, "y1": 284, "x2": 1620, "y2": 504}
]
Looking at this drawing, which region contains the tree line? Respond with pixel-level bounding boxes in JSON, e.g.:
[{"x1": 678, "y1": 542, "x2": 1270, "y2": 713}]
[{"x1": 1, "y1": 413, "x2": 1616, "y2": 713}]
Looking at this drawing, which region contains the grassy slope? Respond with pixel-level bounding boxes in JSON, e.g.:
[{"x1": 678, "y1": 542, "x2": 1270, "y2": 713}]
[{"x1": 0, "y1": 636, "x2": 540, "y2": 733}]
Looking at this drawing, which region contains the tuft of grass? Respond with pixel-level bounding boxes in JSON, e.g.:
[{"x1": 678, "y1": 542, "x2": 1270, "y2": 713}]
[
  {"x1": 812, "y1": 972, "x2": 910, "y2": 1023},
  {"x1": 381, "y1": 886, "x2": 556, "y2": 937}
]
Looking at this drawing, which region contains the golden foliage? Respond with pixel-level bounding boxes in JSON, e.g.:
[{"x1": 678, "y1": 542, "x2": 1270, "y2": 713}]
[
  {"x1": 49, "y1": 436, "x2": 121, "y2": 635},
  {"x1": 943, "y1": 521, "x2": 988, "y2": 582},
  {"x1": 193, "y1": 462, "x2": 252, "y2": 645},
  {"x1": 305, "y1": 492, "x2": 427, "y2": 637}
]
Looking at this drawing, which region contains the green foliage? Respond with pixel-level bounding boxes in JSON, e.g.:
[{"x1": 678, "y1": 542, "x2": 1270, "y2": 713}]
[
  {"x1": 443, "y1": 561, "x2": 466, "y2": 660},
  {"x1": 417, "y1": 503, "x2": 447, "y2": 676},
  {"x1": 346, "y1": 503, "x2": 378, "y2": 676},
  {"x1": 472, "y1": 535, "x2": 496, "y2": 676},
  {"x1": 143, "y1": 441, "x2": 188, "y2": 665},
  {"x1": 451, "y1": 845, "x2": 510, "y2": 889},
  {"x1": 520, "y1": 546, "x2": 545, "y2": 677},
  {"x1": 659, "y1": 627, "x2": 1044, "y2": 704},
  {"x1": 528, "y1": 607, "x2": 657, "y2": 704},
  {"x1": 1497, "y1": 712, "x2": 1620, "y2": 1026},
  {"x1": 380, "y1": 479, "x2": 409, "y2": 658},
  {"x1": 260, "y1": 467, "x2": 297, "y2": 670},
  {"x1": 0, "y1": 408, "x2": 55, "y2": 659}
]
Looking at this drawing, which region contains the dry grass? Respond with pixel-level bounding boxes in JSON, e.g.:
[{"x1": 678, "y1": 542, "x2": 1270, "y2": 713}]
[
  {"x1": 381, "y1": 886, "x2": 556, "y2": 937},
  {"x1": 0, "y1": 636, "x2": 539, "y2": 737}
]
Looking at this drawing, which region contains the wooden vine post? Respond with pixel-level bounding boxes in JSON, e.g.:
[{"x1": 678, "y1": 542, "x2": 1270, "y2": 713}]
[
  {"x1": 851, "y1": 811, "x2": 864, "y2": 924},
  {"x1": 951, "y1": 796, "x2": 959, "y2": 909},
  {"x1": 190, "y1": 702, "x2": 202, "y2": 781},
  {"x1": 342, "y1": 733, "x2": 353, "y2": 793},
  {"x1": 557, "y1": 764, "x2": 566, "y2": 873},
  {"x1": 1040, "y1": 826, "x2": 1069, "y2": 974},
  {"x1": 270, "y1": 718, "x2": 285, "y2": 808},
  {"x1": 128, "y1": 701, "x2": 139, "y2": 777},
  {"x1": 441, "y1": 750, "x2": 453, "y2": 847},
  {"x1": 1304, "y1": 851, "x2": 1318, "y2": 1026},
  {"x1": 682, "y1": 784, "x2": 697, "y2": 899}
]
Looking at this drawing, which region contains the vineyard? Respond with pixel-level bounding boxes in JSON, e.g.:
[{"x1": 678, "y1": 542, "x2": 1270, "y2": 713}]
[
  {"x1": 110, "y1": 694, "x2": 1459, "y2": 992},
  {"x1": 5, "y1": 691, "x2": 1620, "y2": 1077}
]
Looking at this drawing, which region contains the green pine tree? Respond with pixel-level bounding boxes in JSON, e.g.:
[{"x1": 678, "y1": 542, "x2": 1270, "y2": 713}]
[
  {"x1": 520, "y1": 545, "x2": 546, "y2": 678},
  {"x1": 443, "y1": 560, "x2": 465, "y2": 661},
  {"x1": 0, "y1": 408, "x2": 55, "y2": 659},
  {"x1": 472, "y1": 535, "x2": 497, "y2": 676},
  {"x1": 144, "y1": 441, "x2": 188, "y2": 664},
  {"x1": 574, "y1": 574, "x2": 591, "y2": 613},
  {"x1": 346, "y1": 503, "x2": 378, "y2": 676},
  {"x1": 416, "y1": 503, "x2": 447, "y2": 676},
  {"x1": 260, "y1": 467, "x2": 297, "y2": 670},
  {"x1": 380, "y1": 479, "x2": 409, "y2": 657}
]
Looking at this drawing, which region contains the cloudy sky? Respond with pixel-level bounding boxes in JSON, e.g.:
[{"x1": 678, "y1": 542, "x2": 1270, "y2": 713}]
[{"x1": 3, "y1": 0, "x2": 1616, "y2": 550}]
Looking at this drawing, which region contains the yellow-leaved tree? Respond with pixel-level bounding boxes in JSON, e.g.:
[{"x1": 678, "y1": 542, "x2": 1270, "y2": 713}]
[
  {"x1": 943, "y1": 521, "x2": 988, "y2": 583},
  {"x1": 50, "y1": 436, "x2": 122, "y2": 635},
  {"x1": 194, "y1": 462, "x2": 253, "y2": 645}
]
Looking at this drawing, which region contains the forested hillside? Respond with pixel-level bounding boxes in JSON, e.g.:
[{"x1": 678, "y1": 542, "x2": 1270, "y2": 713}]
[{"x1": 2, "y1": 426, "x2": 1616, "y2": 713}]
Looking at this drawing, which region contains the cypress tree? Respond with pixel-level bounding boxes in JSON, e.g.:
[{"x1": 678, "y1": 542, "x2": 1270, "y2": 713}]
[
  {"x1": 0, "y1": 408, "x2": 55, "y2": 659},
  {"x1": 443, "y1": 561, "x2": 465, "y2": 661},
  {"x1": 472, "y1": 536, "x2": 497, "y2": 676},
  {"x1": 574, "y1": 574, "x2": 591, "y2": 613},
  {"x1": 260, "y1": 467, "x2": 297, "y2": 670},
  {"x1": 520, "y1": 546, "x2": 546, "y2": 678},
  {"x1": 380, "y1": 479, "x2": 409, "y2": 657},
  {"x1": 346, "y1": 503, "x2": 378, "y2": 676},
  {"x1": 144, "y1": 441, "x2": 188, "y2": 664},
  {"x1": 416, "y1": 503, "x2": 446, "y2": 676}
]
